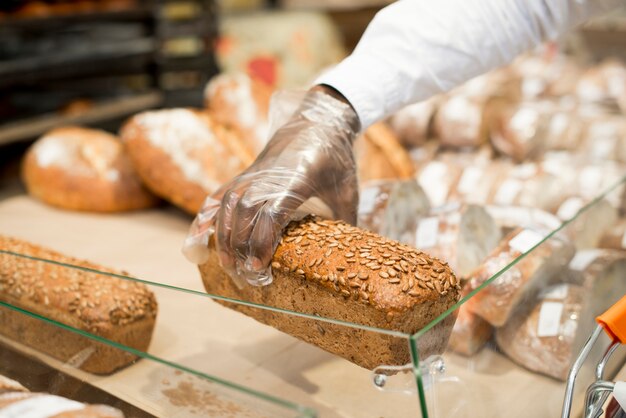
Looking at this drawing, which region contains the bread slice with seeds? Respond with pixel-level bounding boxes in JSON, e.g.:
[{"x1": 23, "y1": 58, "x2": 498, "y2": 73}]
[
  {"x1": 0, "y1": 236, "x2": 158, "y2": 374},
  {"x1": 199, "y1": 216, "x2": 460, "y2": 370}
]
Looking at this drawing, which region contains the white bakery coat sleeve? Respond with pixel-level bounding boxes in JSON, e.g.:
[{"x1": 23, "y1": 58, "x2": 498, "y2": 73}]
[{"x1": 315, "y1": 0, "x2": 623, "y2": 129}]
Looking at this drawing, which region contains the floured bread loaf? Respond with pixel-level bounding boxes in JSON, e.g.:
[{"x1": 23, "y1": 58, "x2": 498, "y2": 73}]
[
  {"x1": 416, "y1": 160, "x2": 462, "y2": 207},
  {"x1": 358, "y1": 179, "x2": 430, "y2": 244},
  {"x1": 0, "y1": 236, "x2": 158, "y2": 374},
  {"x1": 466, "y1": 228, "x2": 575, "y2": 326},
  {"x1": 120, "y1": 109, "x2": 253, "y2": 214},
  {"x1": 199, "y1": 217, "x2": 461, "y2": 370},
  {"x1": 448, "y1": 305, "x2": 492, "y2": 356},
  {"x1": 0, "y1": 391, "x2": 124, "y2": 417},
  {"x1": 22, "y1": 127, "x2": 158, "y2": 212},
  {"x1": 414, "y1": 203, "x2": 501, "y2": 277},
  {"x1": 204, "y1": 73, "x2": 272, "y2": 155},
  {"x1": 433, "y1": 95, "x2": 488, "y2": 149}
]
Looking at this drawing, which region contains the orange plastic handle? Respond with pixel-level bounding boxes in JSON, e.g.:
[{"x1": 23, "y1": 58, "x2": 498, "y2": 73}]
[{"x1": 597, "y1": 295, "x2": 626, "y2": 343}]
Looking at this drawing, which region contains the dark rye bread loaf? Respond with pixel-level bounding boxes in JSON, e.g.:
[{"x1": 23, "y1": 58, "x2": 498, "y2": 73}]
[
  {"x1": 0, "y1": 236, "x2": 158, "y2": 374},
  {"x1": 200, "y1": 217, "x2": 460, "y2": 370}
]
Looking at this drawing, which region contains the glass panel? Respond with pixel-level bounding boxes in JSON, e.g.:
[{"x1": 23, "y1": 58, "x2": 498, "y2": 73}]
[
  {"x1": 413, "y1": 175, "x2": 626, "y2": 418},
  {"x1": 0, "y1": 250, "x2": 316, "y2": 417}
]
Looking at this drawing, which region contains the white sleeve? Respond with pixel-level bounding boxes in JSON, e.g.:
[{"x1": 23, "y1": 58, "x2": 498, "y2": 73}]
[{"x1": 315, "y1": 0, "x2": 622, "y2": 129}]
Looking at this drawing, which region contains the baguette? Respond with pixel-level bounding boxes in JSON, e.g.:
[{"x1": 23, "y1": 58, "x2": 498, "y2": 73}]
[
  {"x1": 0, "y1": 236, "x2": 157, "y2": 374},
  {"x1": 199, "y1": 217, "x2": 460, "y2": 370}
]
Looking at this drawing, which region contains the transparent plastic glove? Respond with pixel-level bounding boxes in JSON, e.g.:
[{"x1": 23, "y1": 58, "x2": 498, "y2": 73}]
[{"x1": 183, "y1": 89, "x2": 360, "y2": 286}]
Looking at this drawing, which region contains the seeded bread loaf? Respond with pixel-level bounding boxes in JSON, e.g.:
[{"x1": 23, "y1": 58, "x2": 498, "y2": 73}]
[
  {"x1": 0, "y1": 392, "x2": 124, "y2": 417},
  {"x1": 199, "y1": 217, "x2": 461, "y2": 370},
  {"x1": 0, "y1": 236, "x2": 158, "y2": 374},
  {"x1": 22, "y1": 127, "x2": 158, "y2": 213}
]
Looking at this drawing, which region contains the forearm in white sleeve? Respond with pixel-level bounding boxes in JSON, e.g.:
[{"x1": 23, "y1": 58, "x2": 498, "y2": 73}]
[{"x1": 316, "y1": 0, "x2": 622, "y2": 129}]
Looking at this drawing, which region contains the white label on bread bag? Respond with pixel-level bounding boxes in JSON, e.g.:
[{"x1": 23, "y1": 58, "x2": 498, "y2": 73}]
[
  {"x1": 494, "y1": 179, "x2": 523, "y2": 206},
  {"x1": 358, "y1": 187, "x2": 379, "y2": 214},
  {"x1": 419, "y1": 162, "x2": 450, "y2": 206},
  {"x1": 415, "y1": 217, "x2": 439, "y2": 249},
  {"x1": 540, "y1": 284, "x2": 569, "y2": 300},
  {"x1": 537, "y1": 301, "x2": 564, "y2": 337},
  {"x1": 457, "y1": 167, "x2": 483, "y2": 195},
  {"x1": 579, "y1": 166, "x2": 603, "y2": 198},
  {"x1": 548, "y1": 113, "x2": 568, "y2": 139},
  {"x1": 556, "y1": 197, "x2": 584, "y2": 221},
  {"x1": 569, "y1": 250, "x2": 602, "y2": 271},
  {"x1": 0, "y1": 394, "x2": 83, "y2": 418},
  {"x1": 509, "y1": 229, "x2": 544, "y2": 253}
]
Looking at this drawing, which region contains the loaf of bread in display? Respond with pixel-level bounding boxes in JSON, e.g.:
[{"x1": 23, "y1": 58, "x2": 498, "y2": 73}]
[
  {"x1": 22, "y1": 127, "x2": 158, "y2": 212},
  {"x1": 354, "y1": 122, "x2": 415, "y2": 182},
  {"x1": 416, "y1": 160, "x2": 462, "y2": 207},
  {"x1": 387, "y1": 96, "x2": 441, "y2": 149},
  {"x1": 496, "y1": 283, "x2": 584, "y2": 380},
  {"x1": 433, "y1": 94, "x2": 488, "y2": 149},
  {"x1": 204, "y1": 73, "x2": 272, "y2": 155},
  {"x1": 0, "y1": 392, "x2": 124, "y2": 417},
  {"x1": 465, "y1": 228, "x2": 575, "y2": 326},
  {"x1": 199, "y1": 217, "x2": 460, "y2": 370},
  {"x1": 498, "y1": 250, "x2": 626, "y2": 380},
  {"x1": 120, "y1": 109, "x2": 253, "y2": 214},
  {"x1": 556, "y1": 197, "x2": 618, "y2": 249},
  {"x1": 448, "y1": 305, "x2": 493, "y2": 356},
  {"x1": 0, "y1": 236, "x2": 157, "y2": 374},
  {"x1": 599, "y1": 218, "x2": 626, "y2": 251},
  {"x1": 414, "y1": 203, "x2": 501, "y2": 277},
  {"x1": 358, "y1": 179, "x2": 430, "y2": 245}
]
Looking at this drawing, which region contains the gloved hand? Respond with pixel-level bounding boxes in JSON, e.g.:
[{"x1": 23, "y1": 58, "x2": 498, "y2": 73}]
[{"x1": 183, "y1": 87, "x2": 361, "y2": 286}]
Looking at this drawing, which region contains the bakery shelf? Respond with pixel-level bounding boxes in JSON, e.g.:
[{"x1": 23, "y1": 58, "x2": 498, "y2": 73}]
[
  {"x1": 1, "y1": 172, "x2": 625, "y2": 417},
  {"x1": 0, "y1": 91, "x2": 163, "y2": 145}
]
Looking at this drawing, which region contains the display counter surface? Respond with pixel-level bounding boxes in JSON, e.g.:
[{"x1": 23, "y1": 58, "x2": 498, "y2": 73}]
[{"x1": 0, "y1": 183, "x2": 620, "y2": 417}]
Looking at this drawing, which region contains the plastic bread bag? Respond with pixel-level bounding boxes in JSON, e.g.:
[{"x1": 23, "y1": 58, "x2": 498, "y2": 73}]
[
  {"x1": 448, "y1": 304, "x2": 493, "y2": 357},
  {"x1": 555, "y1": 195, "x2": 617, "y2": 249},
  {"x1": 488, "y1": 163, "x2": 564, "y2": 212},
  {"x1": 357, "y1": 178, "x2": 430, "y2": 244},
  {"x1": 413, "y1": 203, "x2": 501, "y2": 277},
  {"x1": 497, "y1": 250, "x2": 626, "y2": 380},
  {"x1": 387, "y1": 95, "x2": 442, "y2": 149},
  {"x1": 416, "y1": 160, "x2": 463, "y2": 207},
  {"x1": 465, "y1": 227, "x2": 575, "y2": 327}
]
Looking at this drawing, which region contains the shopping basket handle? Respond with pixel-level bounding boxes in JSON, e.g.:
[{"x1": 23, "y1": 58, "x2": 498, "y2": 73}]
[{"x1": 597, "y1": 294, "x2": 626, "y2": 343}]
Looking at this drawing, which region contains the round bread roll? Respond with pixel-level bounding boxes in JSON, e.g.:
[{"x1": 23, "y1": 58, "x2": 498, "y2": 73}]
[
  {"x1": 120, "y1": 108, "x2": 251, "y2": 214},
  {"x1": 22, "y1": 127, "x2": 158, "y2": 213},
  {"x1": 204, "y1": 73, "x2": 272, "y2": 155}
]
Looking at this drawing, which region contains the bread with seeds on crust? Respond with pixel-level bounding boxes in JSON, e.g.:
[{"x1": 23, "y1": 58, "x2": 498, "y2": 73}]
[
  {"x1": 199, "y1": 216, "x2": 460, "y2": 370},
  {"x1": 0, "y1": 236, "x2": 158, "y2": 374}
]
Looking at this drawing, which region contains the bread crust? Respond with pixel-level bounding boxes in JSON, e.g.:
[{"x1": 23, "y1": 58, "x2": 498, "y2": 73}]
[
  {"x1": 120, "y1": 109, "x2": 248, "y2": 214},
  {"x1": 0, "y1": 236, "x2": 157, "y2": 374},
  {"x1": 22, "y1": 127, "x2": 157, "y2": 213}
]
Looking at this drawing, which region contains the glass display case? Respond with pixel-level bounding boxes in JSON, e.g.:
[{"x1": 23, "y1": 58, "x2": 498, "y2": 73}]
[{"x1": 1, "y1": 172, "x2": 624, "y2": 417}]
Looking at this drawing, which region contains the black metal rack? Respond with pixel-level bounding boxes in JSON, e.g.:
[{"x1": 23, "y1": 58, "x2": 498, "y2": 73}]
[{"x1": 0, "y1": 0, "x2": 218, "y2": 144}]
